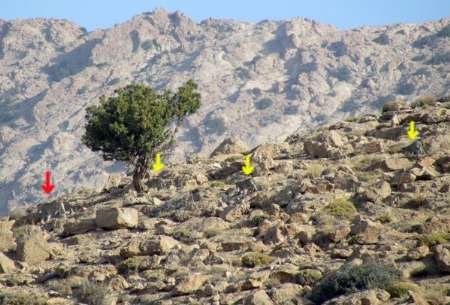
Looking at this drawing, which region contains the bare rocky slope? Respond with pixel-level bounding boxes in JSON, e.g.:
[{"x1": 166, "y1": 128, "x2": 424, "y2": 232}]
[
  {"x1": 0, "y1": 97, "x2": 449, "y2": 304},
  {"x1": 0, "y1": 8, "x2": 450, "y2": 213}
]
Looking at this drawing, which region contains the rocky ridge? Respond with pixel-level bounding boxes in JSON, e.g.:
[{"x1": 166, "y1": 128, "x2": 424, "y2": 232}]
[
  {"x1": 1, "y1": 9, "x2": 450, "y2": 213},
  {"x1": 0, "y1": 97, "x2": 449, "y2": 304}
]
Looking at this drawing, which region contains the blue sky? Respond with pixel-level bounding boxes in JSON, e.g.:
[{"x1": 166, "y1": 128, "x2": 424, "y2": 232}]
[{"x1": 1, "y1": 0, "x2": 449, "y2": 31}]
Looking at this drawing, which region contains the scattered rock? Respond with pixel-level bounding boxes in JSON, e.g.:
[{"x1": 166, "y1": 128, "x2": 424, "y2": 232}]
[
  {"x1": 361, "y1": 180, "x2": 391, "y2": 202},
  {"x1": 323, "y1": 289, "x2": 390, "y2": 305},
  {"x1": 244, "y1": 290, "x2": 274, "y2": 305},
  {"x1": 210, "y1": 137, "x2": 248, "y2": 157},
  {"x1": 140, "y1": 235, "x2": 180, "y2": 255},
  {"x1": 434, "y1": 244, "x2": 450, "y2": 273},
  {"x1": 351, "y1": 216, "x2": 381, "y2": 244},
  {"x1": 0, "y1": 252, "x2": 15, "y2": 273},
  {"x1": 62, "y1": 218, "x2": 97, "y2": 236},
  {"x1": 175, "y1": 274, "x2": 209, "y2": 295},
  {"x1": 15, "y1": 225, "x2": 52, "y2": 264},
  {"x1": 0, "y1": 220, "x2": 16, "y2": 252},
  {"x1": 95, "y1": 207, "x2": 138, "y2": 229}
]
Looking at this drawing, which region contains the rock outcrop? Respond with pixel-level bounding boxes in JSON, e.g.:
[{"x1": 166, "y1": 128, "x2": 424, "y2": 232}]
[
  {"x1": 0, "y1": 10, "x2": 449, "y2": 214},
  {"x1": 0, "y1": 98, "x2": 449, "y2": 304}
]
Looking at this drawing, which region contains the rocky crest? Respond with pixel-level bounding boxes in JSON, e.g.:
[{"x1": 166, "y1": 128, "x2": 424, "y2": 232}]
[
  {"x1": 0, "y1": 97, "x2": 449, "y2": 304},
  {"x1": 0, "y1": 9, "x2": 450, "y2": 213}
]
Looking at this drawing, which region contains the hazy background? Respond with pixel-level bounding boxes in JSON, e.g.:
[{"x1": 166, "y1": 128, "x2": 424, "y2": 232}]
[{"x1": 1, "y1": 0, "x2": 449, "y2": 30}]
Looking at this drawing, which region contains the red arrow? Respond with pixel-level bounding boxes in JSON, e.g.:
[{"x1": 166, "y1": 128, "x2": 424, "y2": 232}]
[{"x1": 42, "y1": 170, "x2": 55, "y2": 194}]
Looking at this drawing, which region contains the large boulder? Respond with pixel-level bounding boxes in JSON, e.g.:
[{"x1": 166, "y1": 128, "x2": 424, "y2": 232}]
[
  {"x1": 15, "y1": 225, "x2": 51, "y2": 264},
  {"x1": 95, "y1": 207, "x2": 138, "y2": 230}
]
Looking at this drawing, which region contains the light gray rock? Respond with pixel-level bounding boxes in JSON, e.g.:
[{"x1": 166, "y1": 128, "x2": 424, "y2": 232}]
[{"x1": 95, "y1": 207, "x2": 138, "y2": 229}]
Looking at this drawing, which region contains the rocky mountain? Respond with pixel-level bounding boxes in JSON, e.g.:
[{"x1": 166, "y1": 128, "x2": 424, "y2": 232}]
[
  {"x1": 0, "y1": 97, "x2": 449, "y2": 304},
  {"x1": 0, "y1": 8, "x2": 449, "y2": 213}
]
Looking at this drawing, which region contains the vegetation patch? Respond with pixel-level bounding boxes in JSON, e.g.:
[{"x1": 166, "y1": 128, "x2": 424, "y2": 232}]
[
  {"x1": 310, "y1": 263, "x2": 400, "y2": 304},
  {"x1": 242, "y1": 252, "x2": 273, "y2": 268},
  {"x1": 419, "y1": 232, "x2": 450, "y2": 247},
  {"x1": 321, "y1": 197, "x2": 357, "y2": 220},
  {"x1": 0, "y1": 292, "x2": 47, "y2": 305},
  {"x1": 387, "y1": 281, "x2": 420, "y2": 298},
  {"x1": 296, "y1": 268, "x2": 323, "y2": 285}
]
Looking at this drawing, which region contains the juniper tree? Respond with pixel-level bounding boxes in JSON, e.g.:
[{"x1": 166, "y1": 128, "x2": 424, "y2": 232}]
[{"x1": 82, "y1": 80, "x2": 201, "y2": 191}]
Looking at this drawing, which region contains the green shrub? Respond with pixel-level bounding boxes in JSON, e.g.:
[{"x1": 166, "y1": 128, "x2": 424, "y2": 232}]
[
  {"x1": 419, "y1": 232, "x2": 450, "y2": 246},
  {"x1": 118, "y1": 256, "x2": 148, "y2": 274},
  {"x1": 310, "y1": 263, "x2": 400, "y2": 304},
  {"x1": 75, "y1": 279, "x2": 111, "y2": 305},
  {"x1": 387, "y1": 281, "x2": 420, "y2": 298},
  {"x1": 251, "y1": 215, "x2": 269, "y2": 227},
  {"x1": 0, "y1": 292, "x2": 47, "y2": 305},
  {"x1": 296, "y1": 268, "x2": 323, "y2": 285},
  {"x1": 210, "y1": 180, "x2": 230, "y2": 188},
  {"x1": 321, "y1": 198, "x2": 357, "y2": 220},
  {"x1": 242, "y1": 252, "x2": 273, "y2": 268}
]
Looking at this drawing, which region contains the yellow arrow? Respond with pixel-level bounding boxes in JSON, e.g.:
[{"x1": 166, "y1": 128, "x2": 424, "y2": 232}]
[
  {"x1": 407, "y1": 121, "x2": 419, "y2": 140},
  {"x1": 242, "y1": 155, "x2": 254, "y2": 175},
  {"x1": 152, "y1": 153, "x2": 165, "y2": 173}
]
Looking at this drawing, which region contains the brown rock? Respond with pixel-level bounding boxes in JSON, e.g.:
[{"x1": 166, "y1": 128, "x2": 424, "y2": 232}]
[
  {"x1": 304, "y1": 130, "x2": 347, "y2": 158},
  {"x1": 408, "y1": 245, "x2": 430, "y2": 260},
  {"x1": 434, "y1": 244, "x2": 450, "y2": 273},
  {"x1": 95, "y1": 207, "x2": 138, "y2": 229},
  {"x1": 210, "y1": 137, "x2": 248, "y2": 157},
  {"x1": 0, "y1": 252, "x2": 15, "y2": 273},
  {"x1": 62, "y1": 218, "x2": 97, "y2": 236},
  {"x1": 244, "y1": 290, "x2": 274, "y2": 305},
  {"x1": 351, "y1": 216, "x2": 381, "y2": 244},
  {"x1": 297, "y1": 225, "x2": 316, "y2": 245},
  {"x1": 15, "y1": 225, "x2": 51, "y2": 264},
  {"x1": 140, "y1": 235, "x2": 179, "y2": 255},
  {"x1": 323, "y1": 289, "x2": 390, "y2": 305},
  {"x1": 375, "y1": 157, "x2": 413, "y2": 171},
  {"x1": 362, "y1": 180, "x2": 391, "y2": 202},
  {"x1": 435, "y1": 156, "x2": 450, "y2": 173},
  {"x1": 0, "y1": 220, "x2": 16, "y2": 252},
  {"x1": 175, "y1": 274, "x2": 209, "y2": 295},
  {"x1": 263, "y1": 224, "x2": 286, "y2": 245}
]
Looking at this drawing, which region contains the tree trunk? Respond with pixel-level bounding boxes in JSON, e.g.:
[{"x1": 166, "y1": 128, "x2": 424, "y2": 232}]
[{"x1": 132, "y1": 156, "x2": 148, "y2": 193}]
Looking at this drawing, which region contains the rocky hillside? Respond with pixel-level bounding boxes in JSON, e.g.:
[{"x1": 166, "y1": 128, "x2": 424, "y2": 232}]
[
  {"x1": 1, "y1": 9, "x2": 450, "y2": 213},
  {"x1": 0, "y1": 97, "x2": 449, "y2": 304}
]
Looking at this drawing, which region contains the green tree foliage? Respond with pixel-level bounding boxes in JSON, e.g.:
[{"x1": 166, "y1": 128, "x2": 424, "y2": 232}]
[{"x1": 82, "y1": 80, "x2": 201, "y2": 191}]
